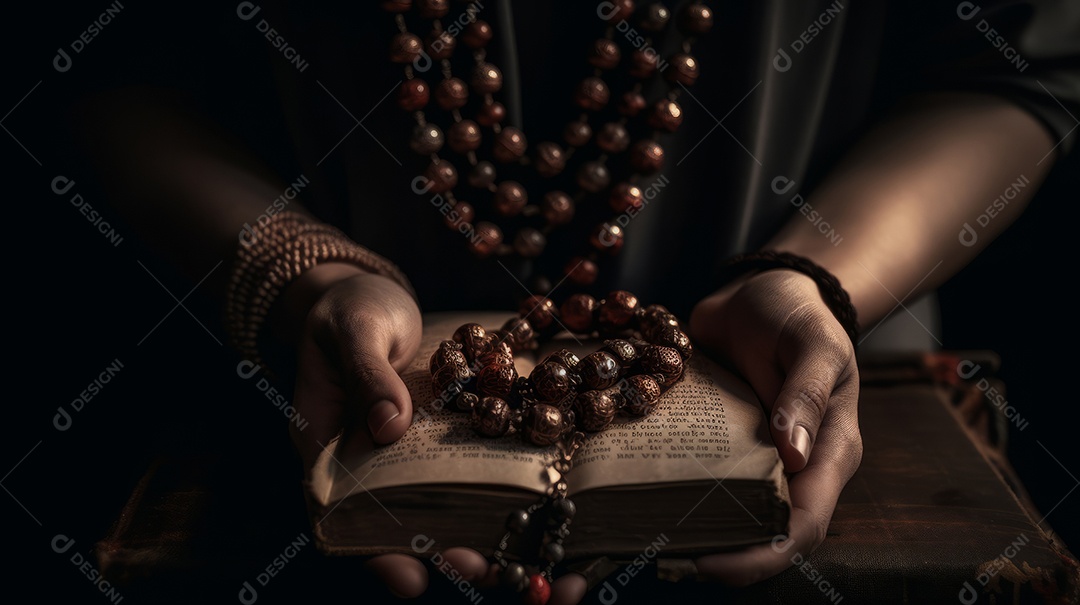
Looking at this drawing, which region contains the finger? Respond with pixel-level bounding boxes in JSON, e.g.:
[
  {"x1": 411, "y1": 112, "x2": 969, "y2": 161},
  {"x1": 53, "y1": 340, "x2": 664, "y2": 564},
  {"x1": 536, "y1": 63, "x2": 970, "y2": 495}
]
[
  {"x1": 770, "y1": 335, "x2": 851, "y2": 472},
  {"x1": 366, "y1": 554, "x2": 428, "y2": 598},
  {"x1": 291, "y1": 334, "x2": 349, "y2": 472},
  {"x1": 549, "y1": 572, "x2": 588, "y2": 605}
]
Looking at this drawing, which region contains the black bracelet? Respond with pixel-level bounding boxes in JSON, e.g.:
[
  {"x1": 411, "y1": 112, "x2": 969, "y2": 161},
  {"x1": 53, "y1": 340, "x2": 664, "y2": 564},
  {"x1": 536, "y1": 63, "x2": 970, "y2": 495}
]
[{"x1": 716, "y1": 251, "x2": 860, "y2": 346}]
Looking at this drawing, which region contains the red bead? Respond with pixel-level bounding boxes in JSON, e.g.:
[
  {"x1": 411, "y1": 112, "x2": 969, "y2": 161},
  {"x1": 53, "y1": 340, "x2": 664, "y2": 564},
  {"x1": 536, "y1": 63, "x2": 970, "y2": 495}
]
[
  {"x1": 445, "y1": 201, "x2": 474, "y2": 231},
  {"x1": 426, "y1": 29, "x2": 456, "y2": 60},
  {"x1": 589, "y1": 39, "x2": 621, "y2": 70},
  {"x1": 381, "y1": 0, "x2": 411, "y2": 13},
  {"x1": 469, "y1": 221, "x2": 503, "y2": 257},
  {"x1": 417, "y1": 0, "x2": 449, "y2": 18},
  {"x1": 448, "y1": 120, "x2": 482, "y2": 153},
  {"x1": 599, "y1": 290, "x2": 639, "y2": 331},
  {"x1": 523, "y1": 574, "x2": 551, "y2": 605},
  {"x1": 630, "y1": 140, "x2": 664, "y2": 173},
  {"x1": 560, "y1": 294, "x2": 598, "y2": 333},
  {"x1": 639, "y1": 3, "x2": 670, "y2": 31},
  {"x1": 530, "y1": 361, "x2": 575, "y2": 407},
  {"x1": 472, "y1": 396, "x2": 511, "y2": 437},
  {"x1": 574, "y1": 388, "x2": 618, "y2": 430},
  {"x1": 617, "y1": 91, "x2": 647, "y2": 116},
  {"x1": 604, "y1": 0, "x2": 636, "y2": 22},
  {"x1": 609, "y1": 183, "x2": 644, "y2": 213},
  {"x1": 513, "y1": 228, "x2": 546, "y2": 258},
  {"x1": 468, "y1": 161, "x2": 496, "y2": 188},
  {"x1": 576, "y1": 161, "x2": 610, "y2": 193},
  {"x1": 410, "y1": 123, "x2": 444, "y2": 155},
  {"x1": 522, "y1": 404, "x2": 565, "y2": 446},
  {"x1": 563, "y1": 121, "x2": 592, "y2": 147},
  {"x1": 579, "y1": 352, "x2": 622, "y2": 390},
  {"x1": 565, "y1": 257, "x2": 599, "y2": 286},
  {"x1": 493, "y1": 127, "x2": 528, "y2": 163},
  {"x1": 596, "y1": 122, "x2": 630, "y2": 153},
  {"x1": 477, "y1": 363, "x2": 517, "y2": 399},
  {"x1": 519, "y1": 295, "x2": 556, "y2": 330},
  {"x1": 679, "y1": 3, "x2": 714, "y2": 35},
  {"x1": 501, "y1": 317, "x2": 536, "y2": 352},
  {"x1": 541, "y1": 191, "x2": 574, "y2": 225},
  {"x1": 649, "y1": 99, "x2": 683, "y2": 132},
  {"x1": 622, "y1": 374, "x2": 662, "y2": 416},
  {"x1": 533, "y1": 142, "x2": 566, "y2": 177},
  {"x1": 462, "y1": 19, "x2": 493, "y2": 48},
  {"x1": 389, "y1": 33, "x2": 423, "y2": 64},
  {"x1": 477, "y1": 101, "x2": 506, "y2": 126},
  {"x1": 397, "y1": 79, "x2": 429, "y2": 111},
  {"x1": 472, "y1": 62, "x2": 503, "y2": 94},
  {"x1": 640, "y1": 345, "x2": 684, "y2": 387},
  {"x1": 429, "y1": 340, "x2": 467, "y2": 373},
  {"x1": 494, "y1": 181, "x2": 528, "y2": 216},
  {"x1": 424, "y1": 159, "x2": 458, "y2": 193},
  {"x1": 435, "y1": 78, "x2": 469, "y2": 110},
  {"x1": 629, "y1": 50, "x2": 659, "y2": 79},
  {"x1": 590, "y1": 222, "x2": 625, "y2": 253},
  {"x1": 666, "y1": 53, "x2": 700, "y2": 86},
  {"x1": 574, "y1": 77, "x2": 610, "y2": 111}
]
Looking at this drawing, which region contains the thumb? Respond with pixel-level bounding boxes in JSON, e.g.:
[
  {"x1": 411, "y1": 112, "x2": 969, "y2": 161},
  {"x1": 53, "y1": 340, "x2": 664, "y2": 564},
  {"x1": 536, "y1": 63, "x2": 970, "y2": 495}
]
[
  {"x1": 345, "y1": 345, "x2": 415, "y2": 445},
  {"x1": 769, "y1": 347, "x2": 844, "y2": 473}
]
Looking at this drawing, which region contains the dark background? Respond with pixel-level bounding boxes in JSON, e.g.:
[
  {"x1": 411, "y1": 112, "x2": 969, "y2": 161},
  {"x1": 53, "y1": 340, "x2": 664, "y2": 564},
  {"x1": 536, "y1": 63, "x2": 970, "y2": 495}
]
[{"x1": 5, "y1": 1, "x2": 1076, "y2": 602}]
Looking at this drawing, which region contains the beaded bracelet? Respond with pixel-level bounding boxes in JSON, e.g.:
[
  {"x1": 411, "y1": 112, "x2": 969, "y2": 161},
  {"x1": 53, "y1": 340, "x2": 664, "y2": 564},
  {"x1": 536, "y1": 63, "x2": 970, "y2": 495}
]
[
  {"x1": 225, "y1": 210, "x2": 415, "y2": 371},
  {"x1": 716, "y1": 251, "x2": 859, "y2": 346}
]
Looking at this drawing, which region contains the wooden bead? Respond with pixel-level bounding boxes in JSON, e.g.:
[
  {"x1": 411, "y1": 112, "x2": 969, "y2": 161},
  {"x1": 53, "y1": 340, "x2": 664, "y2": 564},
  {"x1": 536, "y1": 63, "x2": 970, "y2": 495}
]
[
  {"x1": 513, "y1": 228, "x2": 547, "y2": 258},
  {"x1": 494, "y1": 181, "x2": 528, "y2": 216},
  {"x1": 397, "y1": 79, "x2": 429, "y2": 111},
  {"x1": 410, "y1": 123, "x2": 444, "y2": 155},
  {"x1": 472, "y1": 62, "x2": 503, "y2": 94},
  {"x1": 617, "y1": 91, "x2": 647, "y2": 116},
  {"x1": 653, "y1": 325, "x2": 694, "y2": 360},
  {"x1": 576, "y1": 161, "x2": 610, "y2": 193},
  {"x1": 477, "y1": 101, "x2": 506, "y2": 126},
  {"x1": 429, "y1": 339, "x2": 467, "y2": 373},
  {"x1": 563, "y1": 121, "x2": 592, "y2": 147},
  {"x1": 601, "y1": 339, "x2": 639, "y2": 369},
  {"x1": 622, "y1": 374, "x2": 661, "y2": 416},
  {"x1": 589, "y1": 38, "x2": 621, "y2": 69},
  {"x1": 493, "y1": 127, "x2": 527, "y2": 163},
  {"x1": 455, "y1": 391, "x2": 479, "y2": 412},
  {"x1": 424, "y1": 159, "x2": 458, "y2": 193},
  {"x1": 477, "y1": 363, "x2": 518, "y2": 399},
  {"x1": 501, "y1": 317, "x2": 536, "y2": 352},
  {"x1": 435, "y1": 77, "x2": 469, "y2": 110},
  {"x1": 445, "y1": 201, "x2": 474, "y2": 231},
  {"x1": 605, "y1": 0, "x2": 636, "y2": 22},
  {"x1": 609, "y1": 183, "x2": 644, "y2": 213},
  {"x1": 426, "y1": 29, "x2": 456, "y2": 60},
  {"x1": 541, "y1": 348, "x2": 581, "y2": 371},
  {"x1": 590, "y1": 222, "x2": 624, "y2": 253},
  {"x1": 533, "y1": 142, "x2": 566, "y2": 177},
  {"x1": 468, "y1": 221, "x2": 503, "y2": 257},
  {"x1": 529, "y1": 361, "x2": 575, "y2": 406},
  {"x1": 519, "y1": 295, "x2": 556, "y2": 330},
  {"x1": 468, "y1": 161, "x2": 496, "y2": 188},
  {"x1": 381, "y1": 0, "x2": 411, "y2": 13},
  {"x1": 665, "y1": 53, "x2": 700, "y2": 86},
  {"x1": 574, "y1": 77, "x2": 610, "y2": 111},
  {"x1": 648, "y1": 99, "x2": 683, "y2": 132},
  {"x1": 574, "y1": 389, "x2": 618, "y2": 431},
  {"x1": 474, "y1": 333, "x2": 514, "y2": 364},
  {"x1": 639, "y1": 345, "x2": 684, "y2": 387},
  {"x1": 445, "y1": 120, "x2": 480, "y2": 153},
  {"x1": 523, "y1": 403, "x2": 565, "y2": 446},
  {"x1": 389, "y1": 32, "x2": 423, "y2": 64},
  {"x1": 579, "y1": 351, "x2": 621, "y2": 390},
  {"x1": 432, "y1": 362, "x2": 472, "y2": 398},
  {"x1": 629, "y1": 50, "x2": 659, "y2": 79},
  {"x1": 472, "y1": 396, "x2": 511, "y2": 437},
  {"x1": 680, "y1": 3, "x2": 714, "y2": 34},
  {"x1": 596, "y1": 122, "x2": 630, "y2": 153},
  {"x1": 417, "y1": 0, "x2": 449, "y2": 18},
  {"x1": 462, "y1": 19, "x2": 493, "y2": 48},
  {"x1": 541, "y1": 191, "x2": 574, "y2": 225},
  {"x1": 599, "y1": 290, "x2": 639, "y2": 331},
  {"x1": 565, "y1": 257, "x2": 598, "y2": 286},
  {"x1": 639, "y1": 3, "x2": 670, "y2": 31},
  {"x1": 630, "y1": 140, "x2": 664, "y2": 173},
  {"x1": 452, "y1": 323, "x2": 487, "y2": 361},
  {"x1": 560, "y1": 294, "x2": 597, "y2": 332}
]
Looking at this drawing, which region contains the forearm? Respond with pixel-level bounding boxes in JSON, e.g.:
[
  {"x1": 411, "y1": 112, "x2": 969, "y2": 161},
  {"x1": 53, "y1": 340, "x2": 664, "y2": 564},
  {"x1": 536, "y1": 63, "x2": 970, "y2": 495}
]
[{"x1": 768, "y1": 92, "x2": 1055, "y2": 327}]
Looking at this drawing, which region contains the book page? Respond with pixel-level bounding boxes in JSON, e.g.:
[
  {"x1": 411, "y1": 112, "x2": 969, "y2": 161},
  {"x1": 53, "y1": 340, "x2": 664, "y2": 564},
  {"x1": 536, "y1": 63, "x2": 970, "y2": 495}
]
[
  {"x1": 568, "y1": 353, "x2": 781, "y2": 494},
  {"x1": 312, "y1": 312, "x2": 555, "y2": 506}
]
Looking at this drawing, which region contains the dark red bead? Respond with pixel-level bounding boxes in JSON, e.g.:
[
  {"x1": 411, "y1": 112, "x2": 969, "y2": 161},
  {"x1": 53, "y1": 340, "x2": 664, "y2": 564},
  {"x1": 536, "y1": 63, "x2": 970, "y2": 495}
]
[
  {"x1": 452, "y1": 323, "x2": 487, "y2": 361},
  {"x1": 501, "y1": 317, "x2": 536, "y2": 352},
  {"x1": 523, "y1": 574, "x2": 551, "y2": 605},
  {"x1": 589, "y1": 39, "x2": 621, "y2": 70},
  {"x1": 477, "y1": 101, "x2": 506, "y2": 126},
  {"x1": 435, "y1": 78, "x2": 469, "y2": 110},
  {"x1": 639, "y1": 3, "x2": 670, "y2": 31},
  {"x1": 617, "y1": 91, "x2": 647, "y2": 116},
  {"x1": 666, "y1": 53, "x2": 700, "y2": 86},
  {"x1": 410, "y1": 123, "x2": 444, "y2": 155},
  {"x1": 445, "y1": 201, "x2": 474, "y2": 231},
  {"x1": 493, "y1": 127, "x2": 527, "y2": 163},
  {"x1": 560, "y1": 294, "x2": 597, "y2": 333},
  {"x1": 472, "y1": 62, "x2": 503, "y2": 94},
  {"x1": 596, "y1": 122, "x2": 630, "y2": 153},
  {"x1": 639, "y1": 345, "x2": 684, "y2": 387},
  {"x1": 629, "y1": 50, "x2": 660, "y2": 79},
  {"x1": 565, "y1": 257, "x2": 599, "y2": 286},
  {"x1": 448, "y1": 120, "x2": 482, "y2": 153},
  {"x1": 417, "y1": 0, "x2": 449, "y2": 18},
  {"x1": 599, "y1": 290, "x2": 639, "y2": 331},
  {"x1": 429, "y1": 340, "x2": 467, "y2": 373},
  {"x1": 381, "y1": 0, "x2": 411, "y2": 13},
  {"x1": 622, "y1": 374, "x2": 662, "y2": 416},
  {"x1": 424, "y1": 159, "x2": 457, "y2": 193},
  {"x1": 609, "y1": 183, "x2": 644, "y2": 213},
  {"x1": 590, "y1": 222, "x2": 625, "y2": 253},
  {"x1": 563, "y1": 121, "x2": 593, "y2": 147},
  {"x1": 475, "y1": 333, "x2": 513, "y2": 363},
  {"x1": 468, "y1": 161, "x2": 496, "y2": 188},
  {"x1": 477, "y1": 363, "x2": 518, "y2": 399},
  {"x1": 630, "y1": 140, "x2": 664, "y2": 173},
  {"x1": 426, "y1": 29, "x2": 456, "y2": 60},
  {"x1": 468, "y1": 221, "x2": 503, "y2": 257},
  {"x1": 579, "y1": 351, "x2": 622, "y2": 390},
  {"x1": 541, "y1": 191, "x2": 574, "y2": 225},
  {"x1": 389, "y1": 33, "x2": 423, "y2": 64},
  {"x1": 574, "y1": 389, "x2": 618, "y2": 431},
  {"x1": 541, "y1": 348, "x2": 581, "y2": 371},
  {"x1": 397, "y1": 79, "x2": 429, "y2": 111},
  {"x1": 432, "y1": 362, "x2": 472, "y2": 398},
  {"x1": 533, "y1": 142, "x2": 566, "y2": 177},
  {"x1": 576, "y1": 161, "x2": 611, "y2": 193},
  {"x1": 574, "y1": 77, "x2": 610, "y2": 111},
  {"x1": 653, "y1": 325, "x2": 694, "y2": 360},
  {"x1": 513, "y1": 228, "x2": 547, "y2": 258},
  {"x1": 679, "y1": 3, "x2": 714, "y2": 35},
  {"x1": 522, "y1": 404, "x2": 565, "y2": 446},
  {"x1": 601, "y1": 339, "x2": 639, "y2": 369},
  {"x1": 648, "y1": 99, "x2": 683, "y2": 132},
  {"x1": 462, "y1": 19, "x2": 493, "y2": 48},
  {"x1": 472, "y1": 396, "x2": 511, "y2": 437},
  {"x1": 519, "y1": 295, "x2": 556, "y2": 330},
  {"x1": 604, "y1": 0, "x2": 636, "y2": 22},
  {"x1": 494, "y1": 181, "x2": 528, "y2": 216}
]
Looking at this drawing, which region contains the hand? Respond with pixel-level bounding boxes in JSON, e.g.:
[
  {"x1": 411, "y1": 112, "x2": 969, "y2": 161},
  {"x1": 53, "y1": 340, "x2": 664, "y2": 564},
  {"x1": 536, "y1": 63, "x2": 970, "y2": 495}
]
[{"x1": 686, "y1": 269, "x2": 863, "y2": 585}]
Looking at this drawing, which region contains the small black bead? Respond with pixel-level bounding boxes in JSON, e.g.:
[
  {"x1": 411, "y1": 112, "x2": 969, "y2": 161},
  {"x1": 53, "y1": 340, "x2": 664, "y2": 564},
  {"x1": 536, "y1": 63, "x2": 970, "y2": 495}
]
[
  {"x1": 501, "y1": 562, "x2": 526, "y2": 589},
  {"x1": 543, "y1": 541, "x2": 565, "y2": 563},
  {"x1": 554, "y1": 498, "x2": 577, "y2": 520},
  {"x1": 507, "y1": 509, "x2": 531, "y2": 532}
]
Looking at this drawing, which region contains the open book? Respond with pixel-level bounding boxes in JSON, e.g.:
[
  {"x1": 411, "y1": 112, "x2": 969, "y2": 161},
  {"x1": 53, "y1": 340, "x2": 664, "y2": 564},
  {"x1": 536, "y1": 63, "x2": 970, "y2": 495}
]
[{"x1": 307, "y1": 312, "x2": 789, "y2": 559}]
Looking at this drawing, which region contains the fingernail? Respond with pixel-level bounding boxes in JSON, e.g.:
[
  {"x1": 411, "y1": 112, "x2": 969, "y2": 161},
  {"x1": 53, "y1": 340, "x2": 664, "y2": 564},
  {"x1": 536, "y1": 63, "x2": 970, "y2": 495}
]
[
  {"x1": 790, "y1": 426, "x2": 811, "y2": 465},
  {"x1": 369, "y1": 400, "x2": 400, "y2": 441}
]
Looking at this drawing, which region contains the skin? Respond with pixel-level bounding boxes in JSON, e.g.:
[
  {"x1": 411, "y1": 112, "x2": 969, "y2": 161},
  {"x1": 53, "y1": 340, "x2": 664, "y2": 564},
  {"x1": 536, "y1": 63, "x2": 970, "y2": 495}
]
[{"x1": 78, "y1": 88, "x2": 1055, "y2": 601}]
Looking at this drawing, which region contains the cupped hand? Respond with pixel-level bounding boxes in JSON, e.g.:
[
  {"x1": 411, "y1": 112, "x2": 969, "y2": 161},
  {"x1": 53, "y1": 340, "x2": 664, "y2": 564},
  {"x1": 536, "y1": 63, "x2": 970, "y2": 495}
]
[{"x1": 686, "y1": 268, "x2": 863, "y2": 585}]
